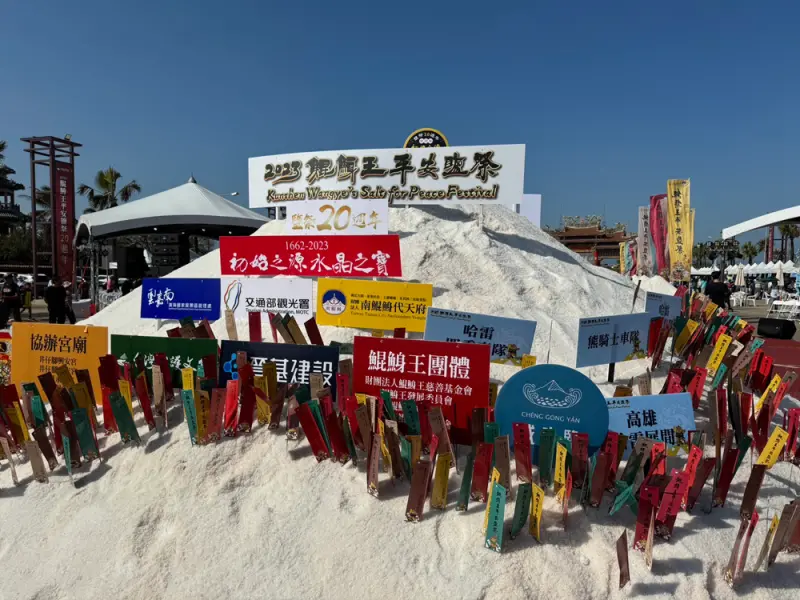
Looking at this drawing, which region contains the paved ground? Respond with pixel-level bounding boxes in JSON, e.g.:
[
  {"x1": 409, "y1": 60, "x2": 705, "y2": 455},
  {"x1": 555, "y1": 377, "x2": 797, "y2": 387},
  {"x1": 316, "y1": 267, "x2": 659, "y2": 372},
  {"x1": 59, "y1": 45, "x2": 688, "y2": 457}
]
[{"x1": 733, "y1": 303, "x2": 800, "y2": 341}]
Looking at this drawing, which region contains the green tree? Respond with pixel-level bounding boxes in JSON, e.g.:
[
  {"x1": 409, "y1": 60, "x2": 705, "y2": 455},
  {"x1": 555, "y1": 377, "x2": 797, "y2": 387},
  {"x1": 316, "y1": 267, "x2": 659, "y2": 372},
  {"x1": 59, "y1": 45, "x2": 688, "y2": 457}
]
[
  {"x1": 692, "y1": 243, "x2": 708, "y2": 267},
  {"x1": 781, "y1": 224, "x2": 799, "y2": 261},
  {"x1": 78, "y1": 167, "x2": 141, "y2": 213},
  {"x1": 741, "y1": 241, "x2": 758, "y2": 264}
]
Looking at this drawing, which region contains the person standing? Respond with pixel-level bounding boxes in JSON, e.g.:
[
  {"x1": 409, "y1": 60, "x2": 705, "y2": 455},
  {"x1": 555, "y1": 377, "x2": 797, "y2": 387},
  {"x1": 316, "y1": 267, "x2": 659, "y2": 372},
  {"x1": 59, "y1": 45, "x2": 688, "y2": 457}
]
[
  {"x1": 705, "y1": 271, "x2": 731, "y2": 309},
  {"x1": 45, "y1": 275, "x2": 68, "y2": 324},
  {"x1": 2, "y1": 273, "x2": 22, "y2": 323}
]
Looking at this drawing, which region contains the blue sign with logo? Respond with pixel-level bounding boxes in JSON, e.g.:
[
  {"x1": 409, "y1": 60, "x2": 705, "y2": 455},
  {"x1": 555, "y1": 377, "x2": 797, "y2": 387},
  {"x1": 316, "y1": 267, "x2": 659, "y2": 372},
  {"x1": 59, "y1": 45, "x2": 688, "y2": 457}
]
[
  {"x1": 607, "y1": 392, "x2": 695, "y2": 458},
  {"x1": 494, "y1": 364, "x2": 609, "y2": 454},
  {"x1": 424, "y1": 308, "x2": 536, "y2": 366},
  {"x1": 576, "y1": 313, "x2": 652, "y2": 368},
  {"x1": 140, "y1": 278, "x2": 221, "y2": 320},
  {"x1": 644, "y1": 291, "x2": 682, "y2": 322}
]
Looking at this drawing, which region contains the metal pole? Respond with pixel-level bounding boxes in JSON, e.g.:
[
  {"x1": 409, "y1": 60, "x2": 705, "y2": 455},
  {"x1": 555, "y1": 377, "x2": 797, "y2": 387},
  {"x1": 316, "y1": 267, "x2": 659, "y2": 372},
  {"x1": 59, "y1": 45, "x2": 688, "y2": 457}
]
[
  {"x1": 29, "y1": 142, "x2": 38, "y2": 299},
  {"x1": 89, "y1": 237, "x2": 97, "y2": 308}
]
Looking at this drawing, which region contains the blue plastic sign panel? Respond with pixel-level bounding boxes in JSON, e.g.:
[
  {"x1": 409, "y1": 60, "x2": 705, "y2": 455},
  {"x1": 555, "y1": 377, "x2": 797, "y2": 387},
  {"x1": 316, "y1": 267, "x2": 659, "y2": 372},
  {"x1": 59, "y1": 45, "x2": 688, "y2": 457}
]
[
  {"x1": 575, "y1": 313, "x2": 651, "y2": 368},
  {"x1": 423, "y1": 308, "x2": 536, "y2": 366},
  {"x1": 644, "y1": 291, "x2": 682, "y2": 322},
  {"x1": 494, "y1": 364, "x2": 609, "y2": 454},
  {"x1": 140, "y1": 278, "x2": 221, "y2": 320},
  {"x1": 607, "y1": 392, "x2": 695, "y2": 458}
]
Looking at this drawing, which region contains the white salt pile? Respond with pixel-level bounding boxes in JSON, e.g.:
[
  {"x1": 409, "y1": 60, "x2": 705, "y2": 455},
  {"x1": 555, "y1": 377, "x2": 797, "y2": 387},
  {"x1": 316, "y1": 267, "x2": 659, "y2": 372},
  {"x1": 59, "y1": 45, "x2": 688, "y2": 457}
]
[
  {"x1": 3, "y1": 205, "x2": 797, "y2": 600},
  {"x1": 85, "y1": 205, "x2": 644, "y2": 380}
]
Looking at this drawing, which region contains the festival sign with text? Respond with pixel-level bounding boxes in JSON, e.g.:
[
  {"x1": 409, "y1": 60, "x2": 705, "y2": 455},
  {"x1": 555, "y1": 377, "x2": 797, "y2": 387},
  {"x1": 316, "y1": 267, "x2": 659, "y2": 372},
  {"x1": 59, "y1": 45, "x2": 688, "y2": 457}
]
[
  {"x1": 112, "y1": 335, "x2": 219, "y2": 381},
  {"x1": 140, "y1": 278, "x2": 221, "y2": 320},
  {"x1": 352, "y1": 336, "x2": 490, "y2": 436},
  {"x1": 219, "y1": 235, "x2": 402, "y2": 278},
  {"x1": 576, "y1": 313, "x2": 652, "y2": 368},
  {"x1": 222, "y1": 277, "x2": 314, "y2": 320},
  {"x1": 607, "y1": 392, "x2": 696, "y2": 458},
  {"x1": 316, "y1": 278, "x2": 432, "y2": 332},
  {"x1": 285, "y1": 199, "x2": 389, "y2": 235},
  {"x1": 248, "y1": 145, "x2": 525, "y2": 208},
  {"x1": 219, "y1": 341, "x2": 340, "y2": 399},
  {"x1": 644, "y1": 291, "x2": 682, "y2": 322},
  {"x1": 12, "y1": 323, "x2": 108, "y2": 401},
  {"x1": 424, "y1": 308, "x2": 536, "y2": 366}
]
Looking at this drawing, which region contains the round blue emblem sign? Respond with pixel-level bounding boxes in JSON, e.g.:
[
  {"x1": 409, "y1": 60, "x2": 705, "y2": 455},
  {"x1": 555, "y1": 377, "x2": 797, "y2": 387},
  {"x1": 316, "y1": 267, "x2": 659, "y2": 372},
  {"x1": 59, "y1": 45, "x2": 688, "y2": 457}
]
[{"x1": 494, "y1": 364, "x2": 609, "y2": 454}]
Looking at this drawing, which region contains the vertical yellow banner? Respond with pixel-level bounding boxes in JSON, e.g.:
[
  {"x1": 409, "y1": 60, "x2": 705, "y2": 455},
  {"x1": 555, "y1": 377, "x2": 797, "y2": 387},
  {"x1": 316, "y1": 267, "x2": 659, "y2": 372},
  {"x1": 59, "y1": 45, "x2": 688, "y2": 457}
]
[
  {"x1": 118, "y1": 379, "x2": 134, "y2": 416},
  {"x1": 674, "y1": 320, "x2": 699, "y2": 355},
  {"x1": 554, "y1": 443, "x2": 567, "y2": 487},
  {"x1": 181, "y1": 367, "x2": 194, "y2": 391},
  {"x1": 431, "y1": 453, "x2": 452, "y2": 509},
  {"x1": 707, "y1": 334, "x2": 732, "y2": 377},
  {"x1": 667, "y1": 179, "x2": 691, "y2": 282},
  {"x1": 529, "y1": 483, "x2": 545, "y2": 541},
  {"x1": 619, "y1": 242, "x2": 626, "y2": 274},
  {"x1": 483, "y1": 468, "x2": 501, "y2": 533}
]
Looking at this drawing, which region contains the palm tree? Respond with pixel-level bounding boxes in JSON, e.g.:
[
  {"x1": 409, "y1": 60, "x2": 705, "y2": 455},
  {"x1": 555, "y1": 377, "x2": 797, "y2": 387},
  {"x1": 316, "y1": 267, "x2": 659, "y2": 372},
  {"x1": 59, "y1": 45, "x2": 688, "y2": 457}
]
[
  {"x1": 78, "y1": 167, "x2": 140, "y2": 214},
  {"x1": 741, "y1": 242, "x2": 758, "y2": 264},
  {"x1": 783, "y1": 224, "x2": 799, "y2": 261},
  {"x1": 692, "y1": 243, "x2": 708, "y2": 267}
]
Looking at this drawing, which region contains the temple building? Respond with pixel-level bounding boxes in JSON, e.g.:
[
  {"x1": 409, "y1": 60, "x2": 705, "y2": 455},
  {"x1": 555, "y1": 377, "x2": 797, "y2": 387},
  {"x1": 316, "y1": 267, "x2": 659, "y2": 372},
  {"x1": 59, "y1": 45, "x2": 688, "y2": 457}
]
[{"x1": 545, "y1": 216, "x2": 634, "y2": 266}]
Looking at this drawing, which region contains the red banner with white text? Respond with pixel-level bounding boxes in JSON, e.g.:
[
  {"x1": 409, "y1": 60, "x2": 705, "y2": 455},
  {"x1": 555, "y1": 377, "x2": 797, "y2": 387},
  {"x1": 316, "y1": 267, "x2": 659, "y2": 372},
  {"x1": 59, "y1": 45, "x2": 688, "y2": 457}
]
[
  {"x1": 219, "y1": 235, "x2": 402, "y2": 278},
  {"x1": 52, "y1": 161, "x2": 75, "y2": 284},
  {"x1": 352, "y1": 336, "x2": 490, "y2": 437}
]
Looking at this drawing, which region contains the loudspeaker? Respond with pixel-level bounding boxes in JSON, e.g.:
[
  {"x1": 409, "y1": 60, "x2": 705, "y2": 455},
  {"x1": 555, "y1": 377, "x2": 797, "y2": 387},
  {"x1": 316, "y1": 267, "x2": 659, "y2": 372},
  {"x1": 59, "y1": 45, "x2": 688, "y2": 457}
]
[{"x1": 757, "y1": 318, "x2": 797, "y2": 340}]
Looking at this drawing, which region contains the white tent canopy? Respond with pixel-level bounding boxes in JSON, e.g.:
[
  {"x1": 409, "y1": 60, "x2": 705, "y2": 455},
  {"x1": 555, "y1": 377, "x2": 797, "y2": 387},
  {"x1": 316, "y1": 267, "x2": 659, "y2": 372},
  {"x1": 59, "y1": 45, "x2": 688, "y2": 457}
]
[
  {"x1": 74, "y1": 179, "x2": 268, "y2": 243},
  {"x1": 722, "y1": 204, "x2": 800, "y2": 239}
]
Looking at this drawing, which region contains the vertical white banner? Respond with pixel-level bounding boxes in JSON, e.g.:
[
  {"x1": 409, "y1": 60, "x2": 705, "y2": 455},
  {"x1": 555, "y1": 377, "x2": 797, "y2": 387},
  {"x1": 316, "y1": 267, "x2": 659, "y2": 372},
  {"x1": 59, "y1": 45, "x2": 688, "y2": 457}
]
[{"x1": 637, "y1": 206, "x2": 652, "y2": 276}]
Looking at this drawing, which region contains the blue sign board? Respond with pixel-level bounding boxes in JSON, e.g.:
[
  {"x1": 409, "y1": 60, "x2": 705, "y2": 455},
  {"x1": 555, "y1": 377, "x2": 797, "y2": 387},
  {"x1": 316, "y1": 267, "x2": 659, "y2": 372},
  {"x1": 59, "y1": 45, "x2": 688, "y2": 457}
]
[
  {"x1": 424, "y1": 308, "x2": 536, "y2": 366},
  {"x1": 607, "y1": 392, "x2": 696, "y2": 458},
  {"x1": 494, "y1": 364, "x2": 609, "y2": 454},
  {"x1": 644, "y1": 291, "x2": 682, "y2": 322},
  {"x1": 140, "y1": 278, "x2": 221, "y2": 321},
  {"x1": 575, "y1": 313, "x2": 651, "y2": 368}
]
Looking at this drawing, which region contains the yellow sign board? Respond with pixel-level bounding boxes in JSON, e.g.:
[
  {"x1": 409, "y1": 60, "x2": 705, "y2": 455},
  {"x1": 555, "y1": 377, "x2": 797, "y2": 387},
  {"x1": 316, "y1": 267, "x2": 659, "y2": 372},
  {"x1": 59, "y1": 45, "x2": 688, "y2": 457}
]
[
  {"x1": 529, "y1": 483, "x2": 544, "y2": 541},
  {"x1": 118, "y1": 379, "x2": 134, "y2": 416},
  {"x1": 674, "y1": 320, "x2": 699, "y2": 355},
  {"x1": 316, "y1": 278, "x2": 433, "y2": 333},
  {"x1": 756, "y1": 427, "x2": 789, "y2": 468},
  {"x1": 707, "y1": 334, "x2": 732, "y2": 377},
  {"x1": 11, "y1": 323, "x2": 108, "y2": 404},
  {"x1": 554, "y1": 443, "x2": 567, "y2": 486},
  {"x1": 521, "y1": 354, "x2": 537, "y2": 368},
  {"x1": 755, "y1": 374, "x2": 781, "y2": 415}
]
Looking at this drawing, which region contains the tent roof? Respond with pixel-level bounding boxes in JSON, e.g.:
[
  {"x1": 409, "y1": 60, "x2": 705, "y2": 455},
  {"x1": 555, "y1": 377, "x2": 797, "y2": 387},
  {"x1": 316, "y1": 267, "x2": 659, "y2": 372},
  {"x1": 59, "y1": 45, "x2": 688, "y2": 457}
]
[
  {"x1": 74, "y1": 180, "x2": 268, "y2": 244},
  {"x1": 722, "y1": 204, "x2": 800, "y2": 239}
]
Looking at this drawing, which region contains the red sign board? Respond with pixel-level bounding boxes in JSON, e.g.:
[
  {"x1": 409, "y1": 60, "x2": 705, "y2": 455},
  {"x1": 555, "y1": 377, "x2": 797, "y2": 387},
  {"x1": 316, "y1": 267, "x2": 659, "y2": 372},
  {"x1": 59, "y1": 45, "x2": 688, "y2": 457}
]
[
  {"x1": 52, "y1": 161, "x2": 75, "y2": 283},
  {"x1": 219, "y1": 234, "x2": 402, "y2": 278},
  {"x1": 352, "y1": 336, "x2": 490, "y2": 436}
]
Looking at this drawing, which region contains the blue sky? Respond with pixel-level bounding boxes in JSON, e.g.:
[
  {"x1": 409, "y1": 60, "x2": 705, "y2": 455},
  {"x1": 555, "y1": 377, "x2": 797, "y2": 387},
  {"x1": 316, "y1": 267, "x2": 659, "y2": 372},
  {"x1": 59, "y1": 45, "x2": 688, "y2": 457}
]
[{"x1": 2, "y1": 1, "x2": 798, "y2": 248}]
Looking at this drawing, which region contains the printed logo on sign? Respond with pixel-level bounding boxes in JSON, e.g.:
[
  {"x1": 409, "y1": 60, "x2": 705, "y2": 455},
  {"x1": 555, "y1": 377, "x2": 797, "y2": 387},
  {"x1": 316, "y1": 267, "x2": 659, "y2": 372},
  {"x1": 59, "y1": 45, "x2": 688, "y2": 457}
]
[
  {"x1": 322, "y1": 290, "x2": 347, "y2": 315},
  {"x1": 523, "y1": 381, "x2": 582, "y2": 410}
]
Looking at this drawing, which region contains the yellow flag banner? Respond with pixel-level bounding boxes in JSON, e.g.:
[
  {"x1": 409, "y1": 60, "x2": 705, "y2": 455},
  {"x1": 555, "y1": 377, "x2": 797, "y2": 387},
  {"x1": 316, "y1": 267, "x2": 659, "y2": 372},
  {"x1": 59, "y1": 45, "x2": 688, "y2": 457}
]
[
  {"x1": 756, "y1": 427, "x2": 789, "y2": 468},
  {"x1": 707, "y1": 334, "x2": 732, "y2": 378},
  {"x1": 667, "y1": 179, "x2": 691, "y2": 282}
]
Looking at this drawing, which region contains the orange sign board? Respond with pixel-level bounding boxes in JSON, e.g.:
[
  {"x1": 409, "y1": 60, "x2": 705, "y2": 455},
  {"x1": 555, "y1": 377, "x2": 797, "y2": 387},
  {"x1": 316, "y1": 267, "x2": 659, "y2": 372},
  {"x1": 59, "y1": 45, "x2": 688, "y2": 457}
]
[{"x1": 11, "y1": 323, "x2": 108, "y2": 403}]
